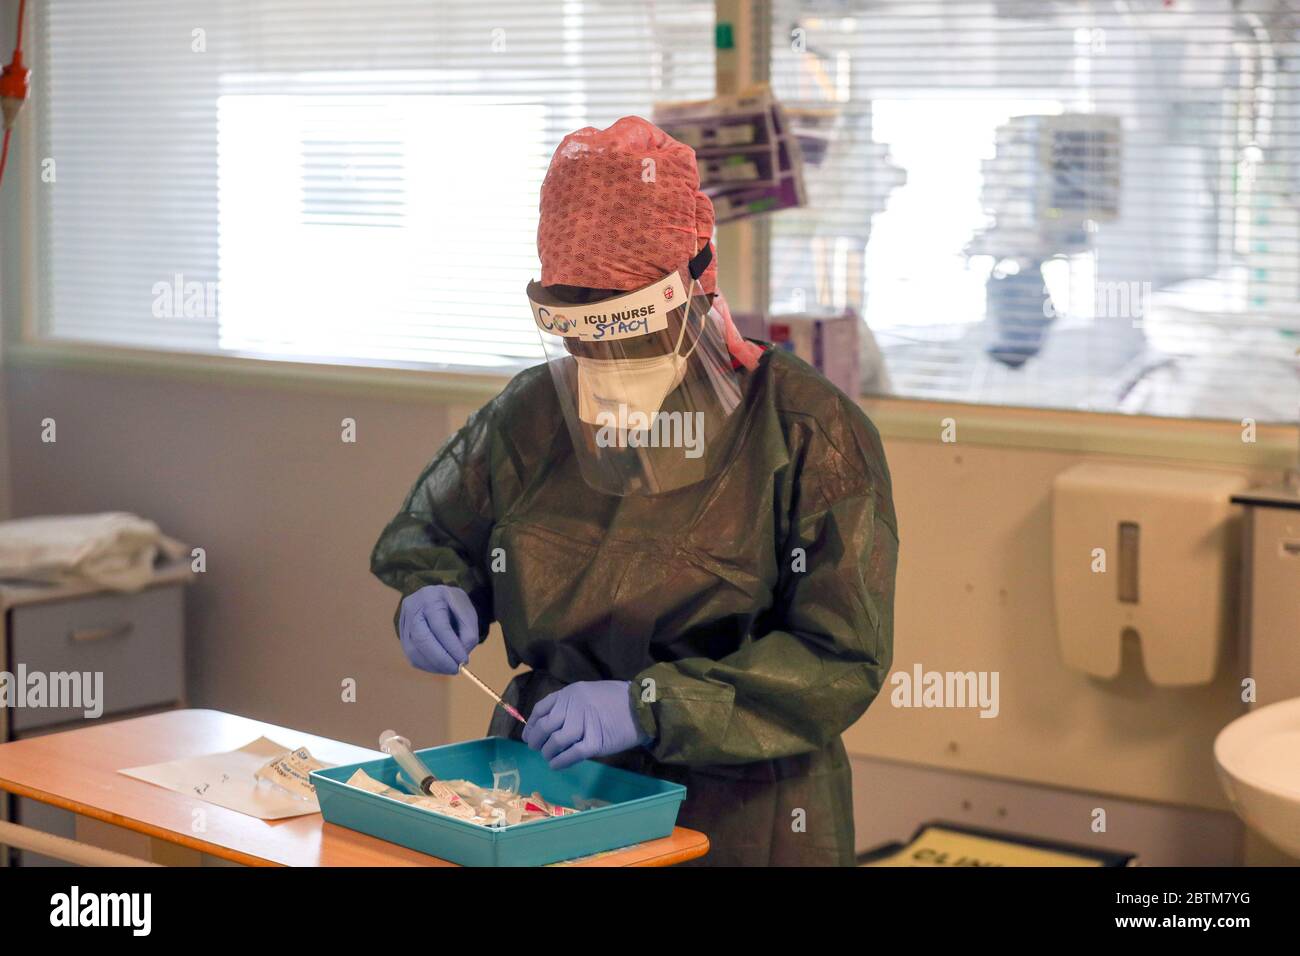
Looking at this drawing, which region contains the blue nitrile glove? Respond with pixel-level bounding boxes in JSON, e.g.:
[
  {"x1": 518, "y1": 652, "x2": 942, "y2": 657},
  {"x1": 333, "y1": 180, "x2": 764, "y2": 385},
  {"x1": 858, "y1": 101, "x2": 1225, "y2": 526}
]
[
  {"x1": 398, "y1": 585, "x2": 480, "y2": 675},
  {"x1": 522, "y1": 680, "x2": 652, "y2": 770}
]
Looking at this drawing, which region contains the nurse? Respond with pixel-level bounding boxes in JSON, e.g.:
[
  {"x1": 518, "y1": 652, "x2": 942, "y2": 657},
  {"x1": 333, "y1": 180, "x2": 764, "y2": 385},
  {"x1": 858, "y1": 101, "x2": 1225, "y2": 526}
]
[{"x1": 371, "y1": 116, "x2": 898, "y2": 866}]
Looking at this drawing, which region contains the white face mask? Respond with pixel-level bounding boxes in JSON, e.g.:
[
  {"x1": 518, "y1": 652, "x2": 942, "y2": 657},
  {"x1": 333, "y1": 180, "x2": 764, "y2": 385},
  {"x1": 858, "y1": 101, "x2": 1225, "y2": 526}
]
[{"x1": 574, "y1": 314, "x2": 699, "y2": 427}]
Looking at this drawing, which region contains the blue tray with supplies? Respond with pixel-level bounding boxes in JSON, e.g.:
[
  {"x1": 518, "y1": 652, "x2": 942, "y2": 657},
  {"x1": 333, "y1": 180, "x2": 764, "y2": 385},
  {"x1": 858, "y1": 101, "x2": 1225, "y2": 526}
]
[{"x1": 310, "y1": 737, "x2": 687, "y2": 867}]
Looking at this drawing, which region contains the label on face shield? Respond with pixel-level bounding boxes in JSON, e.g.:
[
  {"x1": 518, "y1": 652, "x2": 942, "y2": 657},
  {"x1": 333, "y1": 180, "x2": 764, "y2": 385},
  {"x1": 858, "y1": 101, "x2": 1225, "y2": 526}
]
[{"x1": 529, "y1": 271, "x2": 686, "y2": 341}]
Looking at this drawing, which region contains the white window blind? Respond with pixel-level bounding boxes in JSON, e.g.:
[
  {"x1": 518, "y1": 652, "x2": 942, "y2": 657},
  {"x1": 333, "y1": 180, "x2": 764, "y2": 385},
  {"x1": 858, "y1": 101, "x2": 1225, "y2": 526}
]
[
  {"x1": 772, "y1": 0, "x2": 1300, "y2": 423},
  {"x1": 34, "y1": 0, "x2": 715, "y2": 370}
]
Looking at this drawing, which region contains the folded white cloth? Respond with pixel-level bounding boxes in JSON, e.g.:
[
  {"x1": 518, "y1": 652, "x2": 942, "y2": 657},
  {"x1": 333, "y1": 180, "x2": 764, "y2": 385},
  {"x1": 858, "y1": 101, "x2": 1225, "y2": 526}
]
[{"x1": 0, "y1": 512, "x2": 186, "y2": 592}]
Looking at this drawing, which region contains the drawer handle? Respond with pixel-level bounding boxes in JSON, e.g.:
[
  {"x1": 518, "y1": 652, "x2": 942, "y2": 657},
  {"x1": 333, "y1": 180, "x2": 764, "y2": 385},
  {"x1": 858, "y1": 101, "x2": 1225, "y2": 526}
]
[{"x1": 69, "y1": 622, "x2": 134, "y2": 643}]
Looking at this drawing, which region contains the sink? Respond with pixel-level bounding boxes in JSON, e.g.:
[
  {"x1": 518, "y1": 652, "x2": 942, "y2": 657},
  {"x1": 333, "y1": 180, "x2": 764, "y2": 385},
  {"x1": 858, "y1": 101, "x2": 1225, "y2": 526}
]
[{"x1": 1214, "y1": 697, "x2": 1300, "y2": 858}]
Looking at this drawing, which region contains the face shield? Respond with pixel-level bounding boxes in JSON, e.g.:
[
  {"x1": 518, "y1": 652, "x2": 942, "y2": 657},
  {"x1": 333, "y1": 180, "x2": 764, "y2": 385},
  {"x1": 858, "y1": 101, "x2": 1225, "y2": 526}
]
[{"x1": 527, "y1": 243, "x2": 744, "y2": 496}]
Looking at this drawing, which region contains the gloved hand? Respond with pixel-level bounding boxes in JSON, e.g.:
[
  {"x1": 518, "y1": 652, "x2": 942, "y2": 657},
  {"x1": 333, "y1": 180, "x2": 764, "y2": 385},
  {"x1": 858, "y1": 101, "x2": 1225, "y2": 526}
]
[
  {"x1": 522, "y1": 680, "x2": 652, "y2": 770},
  {"x1": 398, "y1": 585, "x2": 480, "y2": 675}
]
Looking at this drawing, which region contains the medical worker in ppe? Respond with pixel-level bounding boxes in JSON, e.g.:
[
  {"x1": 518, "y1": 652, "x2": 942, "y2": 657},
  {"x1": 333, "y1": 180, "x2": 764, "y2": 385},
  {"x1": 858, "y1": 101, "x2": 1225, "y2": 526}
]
[{"x1": 371, "y1": 117, "x2": 898, "y2": 866}]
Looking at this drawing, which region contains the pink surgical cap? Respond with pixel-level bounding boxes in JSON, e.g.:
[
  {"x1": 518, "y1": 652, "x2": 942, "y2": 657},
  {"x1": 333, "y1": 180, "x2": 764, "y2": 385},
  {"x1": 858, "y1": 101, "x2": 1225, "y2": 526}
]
[
  {"x1": 538, "y1": 116, "x2": 717, "y2": 294},
  {"x1": 537, "y1": 116, "x2": 762, "y2": 368}
]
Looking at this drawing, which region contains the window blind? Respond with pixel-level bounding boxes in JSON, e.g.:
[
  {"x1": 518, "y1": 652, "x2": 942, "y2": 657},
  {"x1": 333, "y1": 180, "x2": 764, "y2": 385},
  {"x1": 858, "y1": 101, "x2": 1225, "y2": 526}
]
[
  {"x1": 33, "y1": 0, "x2": 715, "y2": 370},
  {"x1": 771, "y1": 0, "x2": 1300, "y2": 423}
]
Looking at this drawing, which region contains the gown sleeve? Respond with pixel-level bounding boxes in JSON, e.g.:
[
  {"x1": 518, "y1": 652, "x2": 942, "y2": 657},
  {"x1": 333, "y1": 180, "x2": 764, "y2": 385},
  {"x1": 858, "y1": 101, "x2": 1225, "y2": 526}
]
[
  {"x1": 629, "y1": 397, "x2": 899, "y2": 766},
  {"x1": 369, "y1": 404, "x2": 498, "y2": 638}
]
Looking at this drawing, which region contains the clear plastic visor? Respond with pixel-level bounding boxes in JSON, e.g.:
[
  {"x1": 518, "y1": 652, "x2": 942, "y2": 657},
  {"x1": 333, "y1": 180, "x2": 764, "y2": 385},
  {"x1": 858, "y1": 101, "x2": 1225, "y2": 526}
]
[{"x1": 527, "y1": 258, "x2": 744, "y2": 496}]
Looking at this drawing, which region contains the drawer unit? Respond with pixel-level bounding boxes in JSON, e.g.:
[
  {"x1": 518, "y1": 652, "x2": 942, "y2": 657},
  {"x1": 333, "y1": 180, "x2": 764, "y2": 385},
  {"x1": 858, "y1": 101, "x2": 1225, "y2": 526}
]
[{"x1": 8, "y1": 585, "x2": 184, "y2": 733}]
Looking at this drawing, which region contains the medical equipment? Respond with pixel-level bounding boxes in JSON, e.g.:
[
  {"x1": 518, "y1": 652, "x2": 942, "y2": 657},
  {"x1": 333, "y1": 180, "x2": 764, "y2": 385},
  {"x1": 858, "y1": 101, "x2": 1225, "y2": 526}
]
[
  {"x1": 344, "y1": 768, "x2": 559, "y2": 827},
  {"x1": 0, "y1": 0, "x2": 29, "y2": 189},
  {"x1": 357, "y1": 741, "x2": 578, "y2": 829},
  {"x1": 457, "y1": 666, "x2": 527, "y2": 727},
  {"x1": 378, "y1": 729, "x2": 457, "y2": 799},
  {"x1": 254, "y1": 745, "x2": 327, "y2": 801},
  {"x1": 313, "y1": 737, "x2": 687, "y2": 865},
  {"x1": 968, "y1": 113, "x2": 1122, "y2": 367}
]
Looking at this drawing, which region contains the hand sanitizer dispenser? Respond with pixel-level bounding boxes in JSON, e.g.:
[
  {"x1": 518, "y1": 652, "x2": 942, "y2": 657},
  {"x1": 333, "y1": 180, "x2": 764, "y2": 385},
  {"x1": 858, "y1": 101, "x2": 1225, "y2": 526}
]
[{"x1": 1051, "y1": 462, "x2": 1249, "y2": 686}]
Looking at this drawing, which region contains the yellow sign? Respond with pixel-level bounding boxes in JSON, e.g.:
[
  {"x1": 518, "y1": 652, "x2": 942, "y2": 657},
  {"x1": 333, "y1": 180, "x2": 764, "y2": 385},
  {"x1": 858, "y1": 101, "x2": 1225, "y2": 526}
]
[{"x1": 865, "y1": 826, "x2": 1107, "y2": 867}]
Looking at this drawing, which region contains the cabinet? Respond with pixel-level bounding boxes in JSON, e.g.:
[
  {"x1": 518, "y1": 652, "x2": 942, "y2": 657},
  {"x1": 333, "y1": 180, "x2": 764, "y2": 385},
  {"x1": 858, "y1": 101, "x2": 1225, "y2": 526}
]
[{"x1": 0, "y1": 562, "x2": 191, "y2": 865}]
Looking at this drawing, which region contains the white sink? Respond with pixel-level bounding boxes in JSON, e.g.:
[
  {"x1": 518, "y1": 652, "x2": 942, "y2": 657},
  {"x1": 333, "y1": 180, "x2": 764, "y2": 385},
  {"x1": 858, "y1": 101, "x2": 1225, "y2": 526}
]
[{"x1": 1214, "y1": 697, "x2": 1300, "y2": 858}]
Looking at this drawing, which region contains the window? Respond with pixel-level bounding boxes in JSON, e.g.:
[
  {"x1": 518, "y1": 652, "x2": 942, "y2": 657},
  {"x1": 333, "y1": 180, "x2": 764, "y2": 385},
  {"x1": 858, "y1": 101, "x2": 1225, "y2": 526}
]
[
  {"x1": 33, "y1": 0, "x2": 715, "y2": 370},
  {"x1": 772, "y1": 0, "x2": 1300, "y2": 423}
]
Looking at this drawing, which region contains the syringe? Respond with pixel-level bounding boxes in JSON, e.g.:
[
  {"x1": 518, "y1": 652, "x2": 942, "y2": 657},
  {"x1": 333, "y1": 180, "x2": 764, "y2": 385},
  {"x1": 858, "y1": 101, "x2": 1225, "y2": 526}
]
[
  {"x1": 458, "y1": 665, "x2": 528, "y2": 727},
  {"x1": 378, "y1": 730, "x2": 458, "y2": 800}
]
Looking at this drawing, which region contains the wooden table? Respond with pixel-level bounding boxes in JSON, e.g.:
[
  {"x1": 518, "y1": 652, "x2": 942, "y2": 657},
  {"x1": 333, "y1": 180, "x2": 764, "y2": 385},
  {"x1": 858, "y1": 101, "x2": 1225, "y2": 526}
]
[{"x1": 0, "y1": 709, "x2": 708, "y2": 867}]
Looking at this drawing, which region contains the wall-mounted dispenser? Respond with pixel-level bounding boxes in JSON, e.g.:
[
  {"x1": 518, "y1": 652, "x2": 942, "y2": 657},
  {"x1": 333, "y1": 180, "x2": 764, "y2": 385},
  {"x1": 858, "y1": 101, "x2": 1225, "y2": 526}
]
[{"x1": 1051, "y1": 462, "x2": 1249, "y2": 686}]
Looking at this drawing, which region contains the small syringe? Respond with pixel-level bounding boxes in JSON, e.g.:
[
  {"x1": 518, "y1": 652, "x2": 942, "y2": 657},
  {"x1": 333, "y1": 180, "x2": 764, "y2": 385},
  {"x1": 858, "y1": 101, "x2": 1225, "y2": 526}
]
[{"x1": 458, "y1": 666, "x2": 528, "y2": 727}]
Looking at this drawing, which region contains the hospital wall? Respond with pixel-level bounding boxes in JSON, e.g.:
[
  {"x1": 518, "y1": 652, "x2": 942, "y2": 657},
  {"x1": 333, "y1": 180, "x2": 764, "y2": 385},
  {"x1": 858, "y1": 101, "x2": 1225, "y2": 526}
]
[
  {"x1": 3, "y1": 366, "x2": 471, "y2": 750},
  {"x1": 1, "y1": 365, "x2": 1278, "y2": 857}
]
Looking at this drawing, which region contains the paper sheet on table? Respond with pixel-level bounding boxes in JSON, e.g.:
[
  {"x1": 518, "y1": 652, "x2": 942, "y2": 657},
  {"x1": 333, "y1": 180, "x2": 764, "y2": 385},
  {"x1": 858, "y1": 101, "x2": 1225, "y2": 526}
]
[{"x1": 119, "y1": 736, "x2": 331, "y2": 820}]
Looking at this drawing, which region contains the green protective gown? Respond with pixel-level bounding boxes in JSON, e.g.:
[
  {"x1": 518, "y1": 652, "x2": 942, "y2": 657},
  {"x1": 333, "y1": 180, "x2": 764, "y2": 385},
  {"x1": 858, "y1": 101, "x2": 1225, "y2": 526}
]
[{"x1": 371, "y1": 347, "x2": 898, "y2": 866}]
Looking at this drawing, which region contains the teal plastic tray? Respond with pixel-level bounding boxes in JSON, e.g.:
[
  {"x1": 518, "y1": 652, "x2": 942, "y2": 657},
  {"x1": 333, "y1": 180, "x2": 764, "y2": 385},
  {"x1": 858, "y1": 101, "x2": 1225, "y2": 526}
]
[{"x1": 311, "y1": 737, "x2": 686, "y2": 867}]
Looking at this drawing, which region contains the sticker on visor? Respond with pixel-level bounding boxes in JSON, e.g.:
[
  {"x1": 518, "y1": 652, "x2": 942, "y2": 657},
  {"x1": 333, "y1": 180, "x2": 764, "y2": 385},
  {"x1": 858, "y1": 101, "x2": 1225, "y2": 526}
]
[{"x1": 530, "y1": 271, "x2": 688, "y2": 342}]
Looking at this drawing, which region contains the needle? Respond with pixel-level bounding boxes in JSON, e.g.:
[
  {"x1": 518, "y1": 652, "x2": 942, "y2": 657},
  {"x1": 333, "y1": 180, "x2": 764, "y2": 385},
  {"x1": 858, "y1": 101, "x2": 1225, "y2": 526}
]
[{"x1": 459, "y1": 665, "x2": 528, "y2": 726}]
